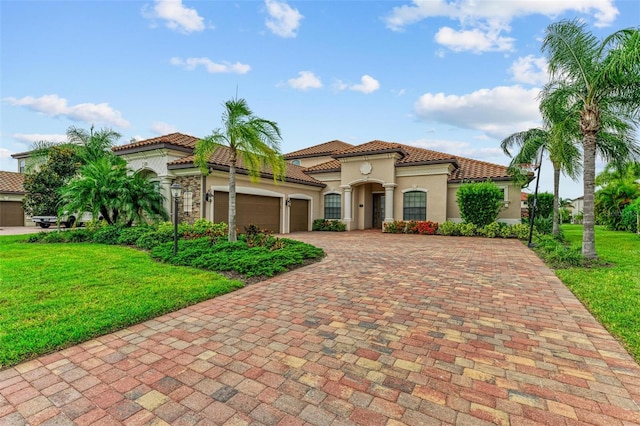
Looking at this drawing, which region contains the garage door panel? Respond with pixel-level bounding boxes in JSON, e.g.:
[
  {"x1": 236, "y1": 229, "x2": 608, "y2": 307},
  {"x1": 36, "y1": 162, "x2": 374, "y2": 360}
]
[
  {"x1": 214, "y1": 192, "x2": 280, "y2": 233},
  {"x1": 290, "y1": 199, "x2": 309, "y2": 232},
  {"x1": 0, "y1": 201, "x2": 25, "y2": 226}
]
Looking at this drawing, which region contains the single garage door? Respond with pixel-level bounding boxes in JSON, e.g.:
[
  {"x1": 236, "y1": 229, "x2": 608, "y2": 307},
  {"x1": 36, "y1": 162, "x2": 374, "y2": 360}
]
[
  {"x1": 290, "y1": 199, "x2": 309, "y2": 232},
  {"x1": 214, "y1": 192, "x2": 281, "y2": 234},
  {"x1": 0, "y1": 201, "x2": 25, "y2": 226}
]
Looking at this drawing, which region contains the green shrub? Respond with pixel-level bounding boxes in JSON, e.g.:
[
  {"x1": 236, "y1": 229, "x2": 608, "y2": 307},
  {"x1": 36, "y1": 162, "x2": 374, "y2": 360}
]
[
  {"x1": 527, "y1": 192, "x2": 554, "y2": 220},
  {"x1": 459, "y1": 222, "x2": 477, "y2": 237},
  {"x1": 313, "y1": 219, "x2": 346, "y2": 232},
  {"x1": 621, "y1": 204, "x2": 639, "y2": 233},
  {"x1": 532, "y1": 235, "x2": 584, "y2": 268},
  {"x1": 185, "y1": 220, "x2": 228, "y2": 242},
  {"x1": 533, "y1": 216, "x2": 553, "y2": 235},
  {"x1": 93, "y1": 225, "x2": 123, "y2": 245},
  {"x1": 456, "y1": 181, "x2": 504, "y2": 227},
  {"x1": 382, "y1": 220, "x2": 404, "y2": 233},
  {"x1": 68, "y1": 229, "x2": 94, "y2": 242},
  {"x1": 85, "y1": 219, "x2": 107, "y2": 232},
  {"x1": 482, "y1": 222, "x2": 501, "y2": 238},
  {"x1": 117, "y1": 226, "x2": 153, "y2": 245},
  {"x1": 437, "y1": 221, "x2": 460, "y2": 236},
  {"x1": 136, "y1": 228, "x2": 174, "y2": 250},
  {"x1": 42, "y1": 231, "x2": 71, "y2": 243},
  {"x1": 508, "y1": 223, "x2": 530, "y2": 240},
  {"x1": 152, "y1": 238, "x2": 325, "y2": 278}
]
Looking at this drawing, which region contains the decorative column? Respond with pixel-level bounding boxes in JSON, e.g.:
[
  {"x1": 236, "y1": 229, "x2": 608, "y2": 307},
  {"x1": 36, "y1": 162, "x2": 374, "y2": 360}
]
[
  {"x1": 341, "y1": 185, "x2": 352, "y2": 221},
  {"x1": 160, "y1": 176, "x2": 174, "y2": 217},
  {"x1": 383, "y1": 183, "x2": 396, "y2": 222}
]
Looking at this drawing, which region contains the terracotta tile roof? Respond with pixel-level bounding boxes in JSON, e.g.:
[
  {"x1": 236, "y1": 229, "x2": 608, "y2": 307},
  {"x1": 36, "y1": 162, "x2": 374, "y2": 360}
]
[
  {"x1": 168, "y1": 146, "x2": 325, "y2": 187},
  {"x1": 305, "y1": 140, "x2": 511, "y2": 181},
  {"x1": 112, "y1": 132, "x2": 199, "y2": 152},
  {"x1": 285, "y1": 140, "x2": 353, "y2": 159},
  {"x1": 449, "y1": 156, "x2": 511, "y2": 182},
  {"x1": 521, "y1": 192, "x2": 530, "y2": 202},
  {"x1": 0, "y1": 171, "x2": 26, "y2": 194},
  {"x1": 304, "y1": 160, "x2": 342, "y2": 173},
  {"x1": 332, "y1": 140, "x2": 408, "y2": 158}
]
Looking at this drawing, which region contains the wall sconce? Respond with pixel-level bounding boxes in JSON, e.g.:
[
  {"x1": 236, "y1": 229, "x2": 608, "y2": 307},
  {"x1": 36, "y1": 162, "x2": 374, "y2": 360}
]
[
  {"x1": 205, "y1": 191, "x2": 213, "y2": 202},
  {"x1": 285, "y1": 198, "x2": 292, "y2": 207}
]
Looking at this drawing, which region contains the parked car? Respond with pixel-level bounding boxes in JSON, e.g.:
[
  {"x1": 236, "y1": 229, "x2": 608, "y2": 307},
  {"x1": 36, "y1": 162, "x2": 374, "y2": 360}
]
[{"x1": 32, "y1": 212, "x2": 95, "y2": 228}]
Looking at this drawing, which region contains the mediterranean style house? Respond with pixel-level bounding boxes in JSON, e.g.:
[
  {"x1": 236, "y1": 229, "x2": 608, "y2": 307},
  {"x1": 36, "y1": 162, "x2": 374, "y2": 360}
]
[{"x1": 112, "y1": 133, "x2": 522, "y2": 233}]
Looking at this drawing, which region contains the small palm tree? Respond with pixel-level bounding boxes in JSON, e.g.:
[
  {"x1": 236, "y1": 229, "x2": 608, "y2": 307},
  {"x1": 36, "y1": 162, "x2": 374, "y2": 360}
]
[
  {"x1": 541, "y1": 19, "x2": 640, "y2": 258},
  {"x1": 194, "y1": 98, "x2": 285, "y2": 242},
  {"x1": 501, "y1": 126, "x2": 581, "y2": 236},
  {"x1": 60, "y1": 156, "x2": 168, "y2": 225}
]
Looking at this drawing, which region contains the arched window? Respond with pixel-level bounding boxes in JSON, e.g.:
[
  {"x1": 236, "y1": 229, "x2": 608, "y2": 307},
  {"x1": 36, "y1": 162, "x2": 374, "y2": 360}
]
[
  {"x1": 403, "y1": 191, "x2": 426, "y2": 221},
  {"x1": 324, "y1": 193, "x2": 341, "y2": 219},
  {"x1": 291, "y1": 159, "x2": 301, "y2": 166}
]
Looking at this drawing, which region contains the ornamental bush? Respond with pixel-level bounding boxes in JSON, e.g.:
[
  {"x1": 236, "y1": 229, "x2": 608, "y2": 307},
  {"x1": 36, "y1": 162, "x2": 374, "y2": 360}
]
[
  {"x1": 526, "y1": 192, "x2": 554, "y2": 221},
  {"x1": 456, "y1": 181, "x2": 504, "y2": 227},
  {"x1": 312, "y1": 219, "x2": 346, "y2": 232}
]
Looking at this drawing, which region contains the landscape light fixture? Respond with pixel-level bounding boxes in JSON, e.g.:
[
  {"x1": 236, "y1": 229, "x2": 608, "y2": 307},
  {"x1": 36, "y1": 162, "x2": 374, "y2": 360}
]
[{"x1": 171, "y1": 183, "x2": 182, "y2": 256}]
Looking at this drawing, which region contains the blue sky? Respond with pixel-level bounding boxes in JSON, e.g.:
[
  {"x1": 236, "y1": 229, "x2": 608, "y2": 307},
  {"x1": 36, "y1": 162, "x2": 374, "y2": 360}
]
[{"x1": 1, "y1": 0, "x2": 638, "y2": 199}]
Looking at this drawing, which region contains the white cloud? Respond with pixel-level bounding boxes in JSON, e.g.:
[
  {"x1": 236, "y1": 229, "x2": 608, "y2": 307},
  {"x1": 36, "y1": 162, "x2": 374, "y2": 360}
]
[
  {"x1": 12, "y1": 133, "x2": 68, "y2": 144},
  {"x1": 414, "y1": 85, "x2": 542, "y2": 139},
  {"x1": 265, "y1": 0, "x2": 303, "y2": 38},
  {"x1": 435, "y1": 26, "x2": 514, "y2": 53},
  {"x1": 3, "y1": 94, "x2": 130, "y2": 128},
  {"x1": 170, "y1": 57, "x2": 250, "y2": 74},
  {"x1": 384, "y1": 0, "x2": 618, "y2": 52},
  {"x1": 287, "y1": 71, "x2": 322, "y2": 90},
  {"x1": 509, "y1": 55, "x2": 548, "y2": 85},
  {"x1": 143, "y1": 0, "x2": 205, "y2": 34},
  {"x1": 351, "y1": 75, "x2": 380, "y2": 94},
  {"x1": 0, "y1": 148, "x2": 13, "y2": 160},
  {"x1": 150, "y1": 122, "x2": 178, "y2": 135},
  {"x1": 336, "y1": 75, "x2": 380, "y2": 94}
]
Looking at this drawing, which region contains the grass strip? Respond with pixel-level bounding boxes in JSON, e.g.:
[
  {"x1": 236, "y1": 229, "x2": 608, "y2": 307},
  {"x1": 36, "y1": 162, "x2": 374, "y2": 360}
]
[
  {"x1": 0, "y1": 234, "x2": 243, "y2": 368},
  {"x1": 555, "y1": 225, "x2": 640, "y2": 363}
]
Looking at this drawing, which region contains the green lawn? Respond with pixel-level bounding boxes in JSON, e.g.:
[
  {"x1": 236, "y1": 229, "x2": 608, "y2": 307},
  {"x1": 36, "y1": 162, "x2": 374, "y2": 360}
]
[
  {"x1": 555, "y1": 225, "x2": 640, "y2": 362},
  {"x1": 0, "y1": 235, "x2": 243, "y2": 368}
]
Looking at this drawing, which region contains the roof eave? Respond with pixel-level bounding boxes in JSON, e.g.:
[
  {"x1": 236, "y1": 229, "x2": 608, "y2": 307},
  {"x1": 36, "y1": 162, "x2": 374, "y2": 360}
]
[
  {"x1": 169, "y1": 162, "x2": 326, "y2": 188},
  {"x1": 396, "y1": 158, "x2": 459, "y2": 168},
  {"x1": 332, "y1": 148, "x2": 408, "y2": 159},
  {"x1": 448, "y1": 176, "x2": 513, "y2": 183},
  {"x1": 113, "y1": 143, "x2": 194, "y2": 155}
]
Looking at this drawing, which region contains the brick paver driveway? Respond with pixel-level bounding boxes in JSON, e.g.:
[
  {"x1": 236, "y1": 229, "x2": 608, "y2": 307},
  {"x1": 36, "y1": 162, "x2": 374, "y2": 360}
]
[{"x1": 2, "y1": 232, "x2": 639, "y2": 425}]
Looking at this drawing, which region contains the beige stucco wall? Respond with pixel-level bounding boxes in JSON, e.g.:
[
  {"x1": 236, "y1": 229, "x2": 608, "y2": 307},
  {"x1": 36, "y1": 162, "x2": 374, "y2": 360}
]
[
  {"x1": 290, "y1": 156, "x2": 334, "y2": 168},
  {"x1": 395, "y1": 173, "x2": 449, "y2": 223},
  {"x1": 203, "y1": 171, "x2": 323, "y2": 233}
]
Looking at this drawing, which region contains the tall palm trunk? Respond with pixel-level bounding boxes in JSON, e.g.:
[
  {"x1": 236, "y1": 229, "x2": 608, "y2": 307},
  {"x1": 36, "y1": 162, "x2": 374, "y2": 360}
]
[
  {"x1": 552, "y1": 164, "x2": 561, "y2": 236},
  {"x1": 581, "y1": 105, "x2": 600, "y2": 259},
  {"x1": 228, "y1": 150, "x2": 237, "y2": 242}
]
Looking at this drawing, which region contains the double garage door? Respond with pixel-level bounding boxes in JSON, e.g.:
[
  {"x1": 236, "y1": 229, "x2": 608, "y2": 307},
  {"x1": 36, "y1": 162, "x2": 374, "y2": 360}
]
[
  {"x1": 0, "y1": 201, "x2": 24, "y2": 226},
  {"x1": 213, "y1": 192, "x2": 308, "y2": 233}
]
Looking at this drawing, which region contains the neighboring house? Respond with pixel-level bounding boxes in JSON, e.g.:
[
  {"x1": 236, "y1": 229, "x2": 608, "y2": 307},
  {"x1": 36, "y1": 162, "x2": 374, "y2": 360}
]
[
  {"x1": 0, "y1": 171, "x2": 27, "y2": 226},
  {"x1": 570, "y1": 196, "x2": 584, "y2": 223},
  {"x1": 521, "y1": 192, "x2": 530, "y2": 218},
  {"x1": 113, "y1": 133, "x2": 522, "y2": 233}
]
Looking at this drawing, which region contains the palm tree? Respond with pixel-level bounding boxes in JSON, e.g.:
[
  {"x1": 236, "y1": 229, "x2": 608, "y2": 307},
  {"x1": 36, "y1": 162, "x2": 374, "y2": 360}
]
[
  {"x1": 541, "y1": 19, "x2": 640, "y2": 258},
  {"x1": 59, "y1": 156, "x2": 168, "y2": 226},
  {"x1": 194, "y1": 98, "x2": 285, "y2": 242},
  {"x1": 66, "y1": 125, "x2": 122, "y2": 163},
  {"x1": 501, "y1": 125, "x2": 581, "y2": 236}
]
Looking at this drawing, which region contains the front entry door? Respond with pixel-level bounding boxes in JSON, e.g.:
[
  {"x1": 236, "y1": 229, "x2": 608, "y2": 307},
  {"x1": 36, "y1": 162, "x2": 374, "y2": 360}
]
[{"x1": 372, "y1": 194, "x2": 385, "y2": 229}]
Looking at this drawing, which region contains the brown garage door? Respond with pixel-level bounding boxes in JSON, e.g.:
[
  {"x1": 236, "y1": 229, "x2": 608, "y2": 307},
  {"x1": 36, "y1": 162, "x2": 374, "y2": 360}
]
[
  {"x1": 0, "y1": 201, "x2": 25, "y2": 226},
  {"x1": 290, "y1": 199, "x2": 309, "y2": 232},
  {"x1": 214, "y1": 192, "x2": 281, "y2": 234}
]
